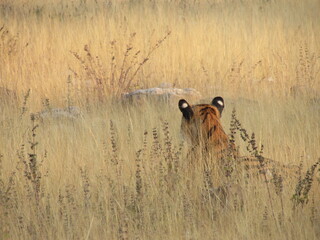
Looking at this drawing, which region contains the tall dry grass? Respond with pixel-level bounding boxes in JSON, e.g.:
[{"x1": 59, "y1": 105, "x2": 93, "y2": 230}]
[
  {"x1": 0, "y1": 0, "x2": 320, "y2": 239},
  {"x1": 1, "y1": 0, "x2": 319, "y2": 105}
]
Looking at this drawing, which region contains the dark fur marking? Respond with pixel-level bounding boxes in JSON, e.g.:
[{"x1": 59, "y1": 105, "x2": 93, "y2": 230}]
[
  {"x1": 207, "y1": 126, "x2": 216, "y2": 138},
  {"x1": 202, "y1": 112, "x2": 209, "y2": 123},
  {"x1": 202, "y1": 112, "x2": 215, "y2": 123},
  {"x1": 199, "y1": 107, "x2": 216, "y2": 116}
]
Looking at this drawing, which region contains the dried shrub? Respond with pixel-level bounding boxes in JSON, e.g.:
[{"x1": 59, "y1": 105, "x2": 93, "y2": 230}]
[{"x1": 70, "y1": 31, "x2": 171, "y2": 100}]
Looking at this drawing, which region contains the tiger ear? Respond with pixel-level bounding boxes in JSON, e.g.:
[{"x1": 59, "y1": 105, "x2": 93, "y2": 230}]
[
  {"x1": 179, "y1": 99, "x2": 194, "y2": 120},
  {"x1": 212, "y1": 96, "x2": 224, "y2": 115}
]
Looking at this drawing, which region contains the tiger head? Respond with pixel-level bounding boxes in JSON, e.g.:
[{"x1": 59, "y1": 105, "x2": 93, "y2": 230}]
[{"x1": 178, "y1": 96, "x2": 229, "y2": 156}]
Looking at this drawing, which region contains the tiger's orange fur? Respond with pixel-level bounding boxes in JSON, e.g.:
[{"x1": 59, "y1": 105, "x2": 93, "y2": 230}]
[
  {"x1": 178, "y1": 97, "x2": 299, "y2": 181},
  {"x1": 179, "y1": 97, "x2": 231, "y2": 159}
]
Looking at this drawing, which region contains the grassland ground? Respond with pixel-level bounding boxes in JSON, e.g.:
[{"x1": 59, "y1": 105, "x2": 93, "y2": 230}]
[{"x1": 0, "y1": 0, "x2": 320, "y2": 239}]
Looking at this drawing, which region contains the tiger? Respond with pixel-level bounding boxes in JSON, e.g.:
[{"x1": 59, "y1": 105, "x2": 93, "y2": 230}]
[
  {"x1": 178, "y1": 97, "x2": 300, "y2": 182},
  {"x1": 178, "y1": 96, "x2": 231, "y2": 159}
]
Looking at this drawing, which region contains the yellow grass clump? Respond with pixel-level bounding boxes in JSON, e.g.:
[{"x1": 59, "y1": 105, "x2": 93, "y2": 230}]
[{"x1": 0, "y1": 0, "x2": 319, "y2": 239}]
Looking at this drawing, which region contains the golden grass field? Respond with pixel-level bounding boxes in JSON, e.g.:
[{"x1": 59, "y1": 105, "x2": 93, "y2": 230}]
[{"x1": 0, "y1": 0, "x2": 320, "y2": 239}]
